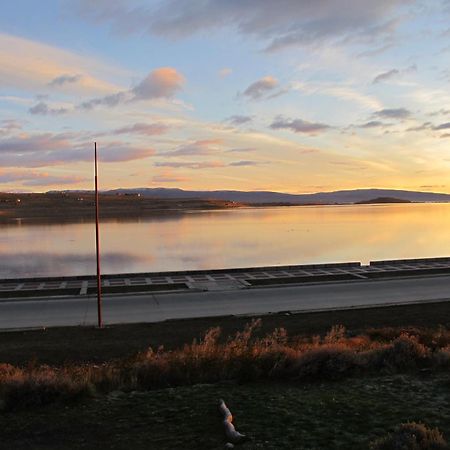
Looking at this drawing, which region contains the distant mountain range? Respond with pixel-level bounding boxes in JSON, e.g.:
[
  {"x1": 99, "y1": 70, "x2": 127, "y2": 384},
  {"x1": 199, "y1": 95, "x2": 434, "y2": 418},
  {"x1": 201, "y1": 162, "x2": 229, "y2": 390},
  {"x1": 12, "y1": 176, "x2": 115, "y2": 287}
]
[{"x1": 50, "y1": 188, "x2": 450, "y2": 204}]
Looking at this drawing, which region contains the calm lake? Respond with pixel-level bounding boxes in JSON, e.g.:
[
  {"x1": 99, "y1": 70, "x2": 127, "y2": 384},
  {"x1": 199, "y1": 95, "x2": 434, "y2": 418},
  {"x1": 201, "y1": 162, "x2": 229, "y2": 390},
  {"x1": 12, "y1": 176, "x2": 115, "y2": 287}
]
[{"x1": 1, "y1": 203, "x2": 450, "y2": 279}]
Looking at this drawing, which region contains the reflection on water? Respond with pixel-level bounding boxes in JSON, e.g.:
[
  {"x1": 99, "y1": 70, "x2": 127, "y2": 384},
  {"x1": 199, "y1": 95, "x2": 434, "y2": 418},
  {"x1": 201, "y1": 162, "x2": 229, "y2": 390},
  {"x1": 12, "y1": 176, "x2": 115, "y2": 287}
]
[{"x1": 1, "y1": 203, "x2": 450, "y2": 278}]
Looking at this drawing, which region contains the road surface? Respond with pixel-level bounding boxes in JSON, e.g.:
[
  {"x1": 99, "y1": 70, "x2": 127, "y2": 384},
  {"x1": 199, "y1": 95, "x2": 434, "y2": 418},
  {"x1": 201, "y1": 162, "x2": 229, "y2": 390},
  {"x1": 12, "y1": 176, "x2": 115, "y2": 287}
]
[{"x1": 1, "y1": 275, "x2": 450, "y2": 329}]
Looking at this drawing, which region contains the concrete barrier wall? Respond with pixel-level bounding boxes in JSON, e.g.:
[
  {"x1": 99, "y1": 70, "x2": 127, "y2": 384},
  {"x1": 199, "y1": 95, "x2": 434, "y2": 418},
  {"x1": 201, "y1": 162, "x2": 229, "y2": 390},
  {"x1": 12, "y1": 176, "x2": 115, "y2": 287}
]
[
  {"x1": 370, "y1": 257, "x2": 450, "y2": 266},
  {"x1": 0, "y1": 262, "x2": 362, "y2": 284}
]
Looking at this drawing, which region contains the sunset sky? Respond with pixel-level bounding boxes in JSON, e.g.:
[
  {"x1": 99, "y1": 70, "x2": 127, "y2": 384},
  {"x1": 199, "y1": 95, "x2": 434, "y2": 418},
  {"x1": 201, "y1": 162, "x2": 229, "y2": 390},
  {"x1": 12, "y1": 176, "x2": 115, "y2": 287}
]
[{"x1": 1, "y1": 0, "x2": 450, "y2": 193}]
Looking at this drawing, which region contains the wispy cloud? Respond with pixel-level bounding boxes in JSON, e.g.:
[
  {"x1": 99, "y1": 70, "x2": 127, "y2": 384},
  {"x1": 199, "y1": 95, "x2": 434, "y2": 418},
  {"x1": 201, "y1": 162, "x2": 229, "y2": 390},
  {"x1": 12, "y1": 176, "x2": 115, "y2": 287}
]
[
  {"x1": 0, "y1": 133, "x2": 154, "y2": 167},
  {"x1": 29, "y1": 102, "x2": 69, "y2": 116},
  {"x1": 48, "y1": 73, "x2": 82, "y2": 87},
  {"x1": 0, "y1": 170, "x2": 87, "y2": 187},
  {"x1": 372, "y1": 108, "x2": 412, "y2": 119},
  {"x1": 241, "y1": 76, "x2": 279, "y2": 100},
  {"x1": 81, "y1": 67, "x2": 185, "y2": 109},
  {"x1": 226, "y1": 147, "x2": 257, "y2": 153},
  {"x1": 152, "y1": 169, "x2": 189, "y2": 183},
  {"x1": 228, "y1": 160, "x2": 263, "y2": 166},
  {"x1": 113, "y1": 122, "x2": 169, "y2": 136},
  {"x1": 372, "y1": 64, "x2": 416, "y2": 84},
  {"x1": 225, "y1": 115, "x2": 253, "y2": 126},
  {"x1": 372, "y1": 69, "x2": 399, "y2": 84},
  {"x1": 74, "y1": 0, "x2": 410, "y2": 52},
  {"x1": 433, "y1": 122, "x2": 450, "y2": 130},
  {"x1": 358, "y1": 120, "x2": 391, "y2": 128},
  {"x1": 154, "y1": 161, "x2": 225, "y2": 169},
  {"x1": 219, "y1": 68, "x2": 232, "y2": 78},
  {"x1": 162, "y1": 139, "x2": 222, "y2": 157},
  {"x1": 0, "y1": 32, "x2": 124, "y2": 95},
  {"x1": 270, "y1": 116, "x2": 331, "y2": 134}
]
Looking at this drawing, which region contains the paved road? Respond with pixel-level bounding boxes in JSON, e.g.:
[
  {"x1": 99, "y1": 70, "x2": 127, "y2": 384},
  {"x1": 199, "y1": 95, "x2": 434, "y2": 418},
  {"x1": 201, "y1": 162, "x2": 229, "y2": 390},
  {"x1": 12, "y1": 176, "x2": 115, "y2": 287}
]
[{"x1": 1, "y1": 275, "x2": 450, "y2": 329}]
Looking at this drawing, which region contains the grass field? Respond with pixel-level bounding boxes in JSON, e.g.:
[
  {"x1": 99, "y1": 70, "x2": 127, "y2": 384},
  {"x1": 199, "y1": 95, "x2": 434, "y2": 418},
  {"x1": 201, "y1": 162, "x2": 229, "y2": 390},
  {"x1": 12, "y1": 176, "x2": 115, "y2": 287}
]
[{"x1": 1, "y1": 374, "x2": 449, "y2": 449}]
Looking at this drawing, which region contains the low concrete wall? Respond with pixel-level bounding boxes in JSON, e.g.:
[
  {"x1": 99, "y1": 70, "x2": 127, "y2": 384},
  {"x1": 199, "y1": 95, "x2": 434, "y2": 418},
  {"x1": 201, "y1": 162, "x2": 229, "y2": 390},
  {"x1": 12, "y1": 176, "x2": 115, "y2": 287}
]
[
  {"x1": 370, "y1": 257, "x2": 450, "y2": 266},
  {"x1": 0, "y1": 262, "x2": 362, "y2": 284}
]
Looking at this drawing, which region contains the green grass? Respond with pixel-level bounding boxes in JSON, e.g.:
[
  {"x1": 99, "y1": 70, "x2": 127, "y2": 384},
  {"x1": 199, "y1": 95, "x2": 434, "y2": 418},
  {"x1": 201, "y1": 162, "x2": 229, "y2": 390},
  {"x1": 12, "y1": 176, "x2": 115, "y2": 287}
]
[{"x1": 1, "y1": 374, "x2": 450, "y2": 449}]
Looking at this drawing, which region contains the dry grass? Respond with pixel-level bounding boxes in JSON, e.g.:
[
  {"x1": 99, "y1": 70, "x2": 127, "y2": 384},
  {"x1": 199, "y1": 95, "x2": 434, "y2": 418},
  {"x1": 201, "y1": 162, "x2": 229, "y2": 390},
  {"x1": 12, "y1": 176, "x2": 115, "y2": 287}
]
[
  {"x1": 370, "y1": 422, "x2": 449, "y2": 449},
  {"x1": 2, "y1": 320, "x2": 450, "y2": 411}
]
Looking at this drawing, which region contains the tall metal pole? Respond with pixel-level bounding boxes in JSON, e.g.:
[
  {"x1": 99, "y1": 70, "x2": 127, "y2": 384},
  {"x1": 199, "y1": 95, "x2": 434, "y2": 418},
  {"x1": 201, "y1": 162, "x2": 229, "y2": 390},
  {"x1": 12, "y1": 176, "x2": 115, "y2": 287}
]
[{"x1": 95, "y1": 142, "x2": 103, "y2": 328}]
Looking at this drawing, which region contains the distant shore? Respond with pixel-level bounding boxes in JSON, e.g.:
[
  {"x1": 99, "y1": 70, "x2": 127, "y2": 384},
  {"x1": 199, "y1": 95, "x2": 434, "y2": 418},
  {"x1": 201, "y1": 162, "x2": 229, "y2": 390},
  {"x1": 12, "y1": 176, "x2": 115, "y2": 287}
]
[
  {"x1": 0, "y1": 192, "x2": 425, "y2": 223},
  {"x1": 0, "y1": 192, "x2": 246, "y2": 223}
]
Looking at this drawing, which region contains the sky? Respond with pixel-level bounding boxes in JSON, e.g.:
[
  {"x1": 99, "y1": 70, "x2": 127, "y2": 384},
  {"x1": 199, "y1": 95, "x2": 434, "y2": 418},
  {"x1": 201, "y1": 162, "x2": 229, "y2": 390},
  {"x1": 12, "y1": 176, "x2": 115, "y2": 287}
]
[{"x1": 0, "y1": 0, "x2": 450, "y2": 194}]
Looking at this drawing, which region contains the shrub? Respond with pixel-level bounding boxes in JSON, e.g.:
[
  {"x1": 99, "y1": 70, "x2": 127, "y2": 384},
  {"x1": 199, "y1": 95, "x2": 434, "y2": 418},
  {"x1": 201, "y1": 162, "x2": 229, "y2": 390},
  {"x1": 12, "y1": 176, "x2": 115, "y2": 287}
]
[
  {"x1": 0, "y1": 366, "x2": 94, "y2": 411},
  {"x1": 370, "y1": 422, "x2": 449, "y2": 450},
  {"x1": 289, "y1": 345, "x2": 361, "y2": 380},
  {"x1": 371, "y1": 334, "x2": 431, "y2": 372}
]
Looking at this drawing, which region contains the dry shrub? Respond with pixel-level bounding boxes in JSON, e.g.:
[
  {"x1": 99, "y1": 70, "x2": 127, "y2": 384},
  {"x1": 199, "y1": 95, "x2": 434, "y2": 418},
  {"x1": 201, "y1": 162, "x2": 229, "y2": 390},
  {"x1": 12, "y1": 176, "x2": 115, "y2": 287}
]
[
  {"x1": 432, "y1": 346, "x2": 450, "y2": 368},
  {"x1": 289, "y1": 344, "x2": 362, "y2": 381},
  {"x1": 370, "y1": 422, "x2": 449, "y2": 450},
  {"x1": 3, "y1": 323, "x2": 450, "y2": 410},
  {"x1": 371, "y1": 334, "x2": 431, "y2": 371},
  {"x1": 0, "y1": 365, "x2": 94, "y2": 411}
]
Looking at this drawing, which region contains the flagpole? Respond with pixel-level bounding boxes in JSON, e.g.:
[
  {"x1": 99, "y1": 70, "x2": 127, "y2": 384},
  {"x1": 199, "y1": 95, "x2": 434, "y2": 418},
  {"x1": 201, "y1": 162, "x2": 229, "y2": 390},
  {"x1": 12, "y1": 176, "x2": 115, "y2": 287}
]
[{"x1": 95, "y1": 142, "x2": 103, "y2": 328}]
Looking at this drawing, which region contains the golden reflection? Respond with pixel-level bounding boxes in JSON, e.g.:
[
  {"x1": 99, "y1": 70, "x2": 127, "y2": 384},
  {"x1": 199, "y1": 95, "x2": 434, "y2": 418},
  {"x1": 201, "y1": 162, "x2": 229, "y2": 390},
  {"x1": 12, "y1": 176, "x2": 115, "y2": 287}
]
[{"x1": 1, "y1": 203, "x2": 450, "y2": 277}]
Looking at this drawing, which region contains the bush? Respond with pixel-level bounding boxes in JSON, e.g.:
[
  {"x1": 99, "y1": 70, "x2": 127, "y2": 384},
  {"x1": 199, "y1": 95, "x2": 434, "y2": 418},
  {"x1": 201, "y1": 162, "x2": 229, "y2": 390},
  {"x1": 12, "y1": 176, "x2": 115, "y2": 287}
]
[
  {"x1": 370, "y1": 422, "x2": 449, "y2": 449},
  {"x1": 0, "y1": 366, "x2": 94, "y2": 411},
  {"x1": 371, "y1": 334, "x2": 431, "y2": 372}
]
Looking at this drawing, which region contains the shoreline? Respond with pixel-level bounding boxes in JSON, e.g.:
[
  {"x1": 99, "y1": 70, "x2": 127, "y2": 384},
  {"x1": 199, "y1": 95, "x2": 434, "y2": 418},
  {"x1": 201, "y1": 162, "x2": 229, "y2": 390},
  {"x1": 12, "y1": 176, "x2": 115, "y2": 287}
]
[{"x1": 1, "y1": 192, "x2": 446, "y2": 224}]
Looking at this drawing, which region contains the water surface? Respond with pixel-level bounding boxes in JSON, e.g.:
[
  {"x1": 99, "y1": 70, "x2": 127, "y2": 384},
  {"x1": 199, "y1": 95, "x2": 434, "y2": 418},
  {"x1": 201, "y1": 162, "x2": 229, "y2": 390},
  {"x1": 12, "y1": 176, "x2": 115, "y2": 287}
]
[{"x1": 1, "y1": 203, "x2": 449, "y2": 278}]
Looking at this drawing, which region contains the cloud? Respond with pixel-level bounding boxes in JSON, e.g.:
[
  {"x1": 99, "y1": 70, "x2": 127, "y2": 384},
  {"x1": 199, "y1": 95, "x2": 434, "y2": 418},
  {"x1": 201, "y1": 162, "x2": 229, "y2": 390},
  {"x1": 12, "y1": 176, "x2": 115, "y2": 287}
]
[
  {"x1": 81, "y1": 67, "x2": 185, "y2": 109},
  {"x1": 0, "y1": 32, "x2": 124, "y2": 95},
  {"x1": 152, "y1": 169, "x2": 189, "y2": 183},
  {"x1": 242, "y1": 76, "x2": 278, "y2": 100},
  {"x1": 428, "y1": 109, "x2": 450, "y2": 117},
  {"x1": 74, "y1": 0, "x2": 410, "y2": 52},
  {"x1": 0, "y1": 119, "x2": 22, "y2": 136},
  {"x1": 406, "y1": 122, "x2": 432, "y2": 131},
  {"x1": 0, "y1": 133, "x2": 154, "y2": 167},
  {"x1": 226, "y1": 147, "x2": 257, "y2": 153},
  {"x1": 48, "y1": 73, "x2": 82, "y2": 87},
  {"x1": 358, "y1": 120, "x2": 391, "y2": 128},
  {"x1": 29, "y1": 102, "x2": 69, "y2": 116},
  {"x1": 162, "y1": 139, "x2": 222, "y2": 157},
  {"x1": 81, "y1": 92, "x2": 127, "y2": 109},
  {"x1": 433, "y1": 122, "x2": 450, "y2": 130},
  {"x1": 154, "y1": 160, "x2": 263, "y2": 169},
  {"x1": 0, "y1": 170, "x2": 87, "y2": 186},
  {"x1": 228, "y1": 160, "x2": 262, "y2": 166},
  {"x1": 270, "y1": 116, "x2": 331, "y2": 134},
  {"x1": 225, "y1": 115, "x2": 253, "y2": 126},
  {"x1": 113, "y1": 122, "x2": 169, "y2": 136},
  {"x1": 372, "y1": 64, "x2": 417, "y2": 84},
  {"x1": 154, "y1": 161, "x2": 225, "y2": 169},
  {"x1": 131, "y1": 67, "x2": 185, "y2": 100},
  {"x1": 219, "y1": 68, "x2": 232, "y2": 78},
  {"x1": 372, "y1": 108, "x2": 412, "y2": 119},
  {"x1": 372, "y1": 69, "x2": 399, "y2": 84}
]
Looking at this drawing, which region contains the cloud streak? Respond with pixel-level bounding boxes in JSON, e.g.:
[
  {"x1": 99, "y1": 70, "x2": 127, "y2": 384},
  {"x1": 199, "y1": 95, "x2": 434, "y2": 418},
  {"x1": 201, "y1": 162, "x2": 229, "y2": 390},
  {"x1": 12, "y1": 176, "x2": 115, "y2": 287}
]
[
  {"x1": 29, "y1": 102, "x2": 69, "y2": 116},
  {"x1": 162, "y1": 139, "x2": 222, "y2": 157},
  {"x1": 0, "y1": 170, "x2": 87, "y2": 186},
  {"x1": 372, "y1": 108, "x2": 412, "y2": 119},
  {"x1": 74, "y1": 0, "x2": 411, "y2": 52},
  {"x1": 81, "y1": 67, "x2": 185, "y2": 109},
  {"x1": 48, "y1": 73, "x2": 82, "y2": 87},
  {"x1": 242, "y1": 76, "x2": 278, "y2": 100},
  {"x1": 0, "y1": 133, "x2": 155, "y2": 167},
  {"x1": 270, "y1": 116, "x2": 331, "y2": 134}
]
